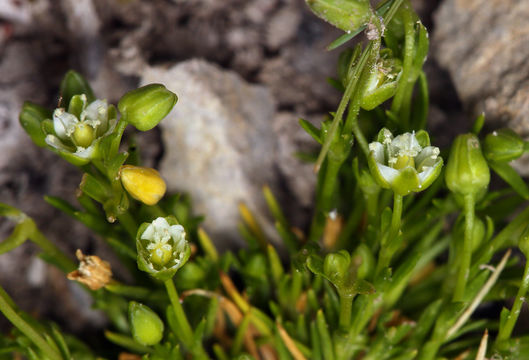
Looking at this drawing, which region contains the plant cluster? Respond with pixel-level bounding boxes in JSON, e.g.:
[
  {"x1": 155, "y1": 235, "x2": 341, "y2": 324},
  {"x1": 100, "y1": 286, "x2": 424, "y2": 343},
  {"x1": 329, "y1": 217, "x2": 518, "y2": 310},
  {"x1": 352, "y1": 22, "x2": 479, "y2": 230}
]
[{"x1": 2, "y1": 0, "x2": 529, "y2": 359}]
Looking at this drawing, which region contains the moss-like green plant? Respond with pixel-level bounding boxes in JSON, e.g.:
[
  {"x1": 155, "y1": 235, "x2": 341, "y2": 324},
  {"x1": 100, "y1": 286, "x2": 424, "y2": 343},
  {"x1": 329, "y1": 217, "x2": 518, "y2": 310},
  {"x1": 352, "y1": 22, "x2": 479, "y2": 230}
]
[{"x1": 2, "y1": 0, "x2": 529, "y2": 359}]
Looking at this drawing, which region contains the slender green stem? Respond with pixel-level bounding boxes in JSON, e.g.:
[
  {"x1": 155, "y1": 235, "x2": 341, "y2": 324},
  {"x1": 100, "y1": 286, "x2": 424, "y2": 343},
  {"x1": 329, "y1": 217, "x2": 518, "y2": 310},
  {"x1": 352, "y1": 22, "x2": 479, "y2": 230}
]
[
  {"x1": 339, "y1": 294, "x2": 353, "y2": 331},
  {"x1": 117, "y1": 211, "x2": 138, "y2": 240},
  {"x1": 164, "y1": 279, "x2": 195, "y2": 347},
  {"x1": 376, "y1": 193, "x2": 403, "y2": 275},
  {"x1": 496, "y1": 258, "x2": 529, "y2": 343},
  {"x1": 28, "y1": 221, "x2": 76, "y2": 273},
  {"x1": 164, "y1": 279, "x2": 208, "y2": 358},
  {"x1": 314, "y1": 42, "x2": 373, "y2": 172},
  {"x1": 454, "y1": 194, "x2": 475, "y2": 302},
  {"x1": 309, "y1": 159, "x2": 342, "y2": 242},
  {"x1": 0, "y1": 287, "x2": 62, "y2": 360}
]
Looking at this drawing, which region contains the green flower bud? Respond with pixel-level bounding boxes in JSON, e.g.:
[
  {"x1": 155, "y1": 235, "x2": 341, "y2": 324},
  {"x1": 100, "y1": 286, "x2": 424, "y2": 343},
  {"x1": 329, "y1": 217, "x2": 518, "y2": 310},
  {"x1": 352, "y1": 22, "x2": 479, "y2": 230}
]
[
  {"x1": 445, "y1": 134, "x2": 490, "y2": 198},
  {"x1": 368, "y1": 128, "x2": 443, "y2": 196},
  {"x1": 352, "y1": 244, "x2": 375, "y2": 280},
  {"x1": 118, "y1": 84, "x2": 177, "y2": 131},
  {"x1": 306, "y1": 0, "x2": 373, "y2": 33},
  {"x1": 136, "y1": 216, "x2": 190, "y2": 281},
  {"x1": 483, "y1": 128, "x2": 525, "y2": 163},
  {"x1": 129, "y1": 301, "x2": 164, "y2": 346},
  {"x1": 361, "y1": 49, "x2": 401, "y2": 111},
  {"x1": 323, "y1": 250, "x2": 351, "y2": 285}
]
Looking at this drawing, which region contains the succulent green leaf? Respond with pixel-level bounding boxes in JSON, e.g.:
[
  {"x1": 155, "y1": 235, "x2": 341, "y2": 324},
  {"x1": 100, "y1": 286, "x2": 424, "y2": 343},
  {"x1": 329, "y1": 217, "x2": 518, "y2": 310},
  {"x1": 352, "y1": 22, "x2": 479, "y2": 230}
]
[
  {"x1": 19, "y1": 102, "x2": 51, "y2": 147},
  {"x1": 306, "y1": 0, "x2": 373, "y2": 33},
  {"x1": 483, "y1": 128, "x2": 525, "y2": 163}
]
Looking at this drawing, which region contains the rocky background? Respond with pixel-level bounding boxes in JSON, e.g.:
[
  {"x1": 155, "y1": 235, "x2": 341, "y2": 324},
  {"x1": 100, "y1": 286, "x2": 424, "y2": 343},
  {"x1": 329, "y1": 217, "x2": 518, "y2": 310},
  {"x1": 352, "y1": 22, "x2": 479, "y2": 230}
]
[{"x1": 0, "y1": 0, "x2": 527, "y2": 339}]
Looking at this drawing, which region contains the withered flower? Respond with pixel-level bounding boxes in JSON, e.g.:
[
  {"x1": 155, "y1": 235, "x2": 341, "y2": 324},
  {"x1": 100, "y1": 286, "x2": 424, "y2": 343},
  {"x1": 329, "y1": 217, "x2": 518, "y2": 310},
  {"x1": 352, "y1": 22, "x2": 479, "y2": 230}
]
[{"x1": 67, "y1": 249, "x2": 112, "y2": 290}]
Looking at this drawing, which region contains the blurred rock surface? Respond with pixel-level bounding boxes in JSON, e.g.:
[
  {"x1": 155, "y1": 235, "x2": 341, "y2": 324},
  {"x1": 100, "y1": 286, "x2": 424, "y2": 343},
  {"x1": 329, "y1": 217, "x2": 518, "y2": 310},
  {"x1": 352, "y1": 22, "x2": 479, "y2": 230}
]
[{"x1": 433, "y1": 0, "x2": 529, "y2": 135}]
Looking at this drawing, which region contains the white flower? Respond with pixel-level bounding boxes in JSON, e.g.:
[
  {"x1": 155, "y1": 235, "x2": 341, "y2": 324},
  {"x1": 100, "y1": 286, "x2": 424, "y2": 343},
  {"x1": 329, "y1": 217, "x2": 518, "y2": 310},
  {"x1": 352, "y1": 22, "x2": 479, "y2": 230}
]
[
  {"x1": 45, "y1": 94, "x2": 117, "y2": 164},
  {"x1": 137, "y1": 216, "x2": 190, "y2": 280},
  {"x1": 367, "y1": 129, "x2": 443, "y2": 196}
]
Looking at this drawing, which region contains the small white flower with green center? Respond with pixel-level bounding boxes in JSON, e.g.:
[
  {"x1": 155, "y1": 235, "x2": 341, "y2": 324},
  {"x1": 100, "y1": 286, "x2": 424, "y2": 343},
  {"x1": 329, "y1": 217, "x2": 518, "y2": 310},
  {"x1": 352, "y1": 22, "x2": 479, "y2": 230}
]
[
  {"x1": 136, "y1": 216, "x2": 190, "y2": 281},
  {"x1": 45, "y1": 94, "x2": 117, "y2": 165},
  {"x1": 367, "y1": 128, "x2": 443, "y2": 196}
]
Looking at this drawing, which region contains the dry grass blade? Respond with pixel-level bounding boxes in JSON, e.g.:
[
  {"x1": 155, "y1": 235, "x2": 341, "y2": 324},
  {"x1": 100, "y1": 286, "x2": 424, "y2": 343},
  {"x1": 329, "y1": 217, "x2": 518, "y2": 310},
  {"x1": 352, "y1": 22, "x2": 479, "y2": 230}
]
[{"x1": 277, "y1": 322, "x2": 307, "y2": 360}]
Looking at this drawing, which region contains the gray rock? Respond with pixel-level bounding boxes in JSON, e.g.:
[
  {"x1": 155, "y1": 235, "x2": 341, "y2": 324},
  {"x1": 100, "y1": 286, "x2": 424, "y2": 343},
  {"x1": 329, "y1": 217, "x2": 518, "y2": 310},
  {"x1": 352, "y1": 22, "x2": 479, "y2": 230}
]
[
  {"x1": 433, "y1": 0, "x2": 529, "y2": 134},
  {"x1": 141, "y1": 60, "x2": 316, "y2": 247}
]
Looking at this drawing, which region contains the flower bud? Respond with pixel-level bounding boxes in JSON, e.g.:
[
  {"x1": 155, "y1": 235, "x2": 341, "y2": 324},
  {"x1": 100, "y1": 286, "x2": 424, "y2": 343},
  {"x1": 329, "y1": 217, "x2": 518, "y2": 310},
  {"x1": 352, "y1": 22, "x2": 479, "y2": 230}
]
[
  {"x1": 445, "y1": 134, "x2": 490, "y2": 198},
  {"x1": 136, "y1": 216, "x2": 190, "y2": 281},
  {"x1": 306, "y1": 0, "x2": 372, "y2": 33},
  {"x1": 483, "y1": 128, "x2": 525, "y2": 163},
  {"x1": 352, "y1": 244, "x2": 375, "y2": 280},
  {"x1": 129, "y1": 301, "x2": 164, "y2": 346},
  {"x1": 118, "y1": 84, "x2": 177, "y2": 131},
  {"x1": 323, "y1": 250, "x2": 351, "y2": 285},
  {"x1": 120, "y1": 165, "x2": 167, "y2": 206}
]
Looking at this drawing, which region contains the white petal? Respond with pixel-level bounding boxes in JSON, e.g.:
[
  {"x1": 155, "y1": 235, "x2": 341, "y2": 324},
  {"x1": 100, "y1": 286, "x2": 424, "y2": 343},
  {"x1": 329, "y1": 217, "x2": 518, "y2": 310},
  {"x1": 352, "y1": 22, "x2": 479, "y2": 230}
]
[
  {"x1": 377, "y1": 163, "x2": 400, "y2": 184},
  {"x1": 169, "y1": 224, "x2": 185, "y2": 240},
  {"x1": 82, "y1": 99, "x2": 107, "y2": 128},
  {"x1": 152, "y1": 217, "x2": 170, "y2": 231},
  {"x1": 418, "y1": 166, "x2": 434, "y2": 184},
  {"x1": 45, "y1": 134, "x2": 72, "y2": 152},
  {"x1": 369, "y1": 142, "x2": 385, "y2": 164},
  {"x1": 141, "y1": 223, "x2": 156, "y2": 240},
  {"x1": 392, "y1": 132, "x2": 422, "y2": 157},
  {"x1": 53, "y1": 109, "x2": 78, "y2": 139},
  {"x1": 74, "y1": 145, "x2": 95, "y2": 159},
  {"x1": 416, "y1": 146, "x2": 440, "y2": 171}
]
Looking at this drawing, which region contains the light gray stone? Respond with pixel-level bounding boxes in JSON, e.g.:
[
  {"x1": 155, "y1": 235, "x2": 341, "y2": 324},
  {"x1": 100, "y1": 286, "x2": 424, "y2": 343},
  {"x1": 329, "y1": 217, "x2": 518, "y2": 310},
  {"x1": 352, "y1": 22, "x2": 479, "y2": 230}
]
[
  {"x1": 141, "y1": 60, "x2": 279, "y2": 246},
  {"x1": 433, "y1": 0, "x2": 529, "y2": 135}
]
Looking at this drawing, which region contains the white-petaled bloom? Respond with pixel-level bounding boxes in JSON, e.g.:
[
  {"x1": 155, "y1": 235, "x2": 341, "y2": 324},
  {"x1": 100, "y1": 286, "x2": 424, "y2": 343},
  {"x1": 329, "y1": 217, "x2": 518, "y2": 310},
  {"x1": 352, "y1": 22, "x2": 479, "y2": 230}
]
[
  {"x1": 136, "y1": 216, "x2": 190, "y2": 281},
  {"x1": 45, "y1": 94, "x2": 117, "y2": 165},
  {"x1": 367, "y1": 128, "x2": 443, "y2": 196}
]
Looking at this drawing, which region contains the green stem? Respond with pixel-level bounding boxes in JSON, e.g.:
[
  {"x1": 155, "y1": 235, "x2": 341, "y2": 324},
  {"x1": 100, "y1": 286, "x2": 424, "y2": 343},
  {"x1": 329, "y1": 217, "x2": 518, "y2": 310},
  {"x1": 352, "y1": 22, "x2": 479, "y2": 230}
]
[
  {"x1": 0, "y1": 287, "x2": 62, "y2": 360},
  {"x1": 164, "y1": 279, "x2": 207, "y2": 358},
  {"x1": 454, "y1": 194, "x2": 475, "y2": 302},
  {"x1": 117, "y1": 211, "x2": 138, "y2": 240},
  {"x1": 496, "y1": 258, "x2": 529, "y2": 343},
  {"x1": 390, "y1": 7, "x2": 415, "y2": 129},
  {"x1": 376, "y1": 193, "x2": 403, "y2": 275},
  {"x1": 339, "y1": 293, "x2": 353, "y2": 331},
  {"x1": 309, "y1": 159, "x2": 342, "y2": 242},
  {"x1": 28, "y1": 221, "x2": 76, "y2": 273},
  {"x1": 164, "y1": 279, "x2": 194, "y2": 345},
  {"x1": 314, "y1": 42, "x2": 373, "y2": 172}
]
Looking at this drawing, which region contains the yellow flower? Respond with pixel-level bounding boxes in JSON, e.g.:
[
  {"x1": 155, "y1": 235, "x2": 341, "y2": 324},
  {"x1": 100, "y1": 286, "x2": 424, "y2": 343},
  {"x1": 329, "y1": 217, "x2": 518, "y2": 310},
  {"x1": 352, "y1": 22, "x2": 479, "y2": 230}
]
[{"x1": 120, "y1": 165, "x2": 166, "y2": 205}]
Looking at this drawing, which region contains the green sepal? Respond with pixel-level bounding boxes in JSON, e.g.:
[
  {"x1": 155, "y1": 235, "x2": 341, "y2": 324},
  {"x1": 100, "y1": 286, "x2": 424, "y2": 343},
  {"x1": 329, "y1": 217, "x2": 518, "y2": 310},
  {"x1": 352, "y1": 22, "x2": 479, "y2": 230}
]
[
  {"x1": 360, "y1": 81, "x2": 397, "y2": 110},
  {"x1": 306, "y1": 0, "x2": 373, "y2": 34},
  {"x1": 60, "y1": 70, "x2": 95, "y2": 108},
  {"x1": 19, "y1": 102, "x2": 51, "y2": 147},
  {"x1": 118, "y1": 84, "x2": 177, "y2": 131},
  {"x1": 414, "y1": 129, "x2": 430, "y2": 147},
  {"x1": 79, "y1": 173, "x2": 111, "y2": 204},
  {"x1": 367, "y1": 151, "x2": 391, "y2": 189},
  {"x1": 391, "y1": 166, "x2": 420, "y2": 196},
  {"x1": 68, "y1": 94, "x2": 86, "y2": 119},
  {"x1": 419, "y1": 157, "x2": 443, "y2": 191}
]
